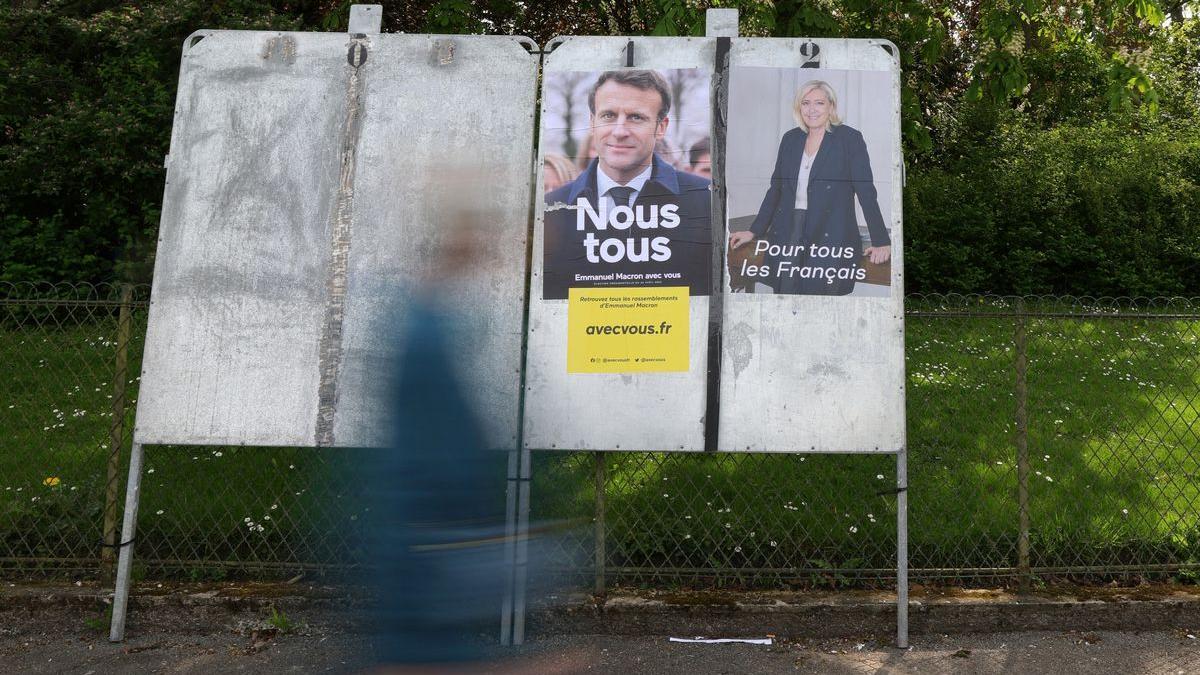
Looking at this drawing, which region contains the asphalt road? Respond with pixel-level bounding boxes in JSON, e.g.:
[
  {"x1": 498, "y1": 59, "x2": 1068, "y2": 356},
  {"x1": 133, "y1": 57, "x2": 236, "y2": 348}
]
[{"x1": 4, "y1": 599, "x2": 1200, "y2": 674}]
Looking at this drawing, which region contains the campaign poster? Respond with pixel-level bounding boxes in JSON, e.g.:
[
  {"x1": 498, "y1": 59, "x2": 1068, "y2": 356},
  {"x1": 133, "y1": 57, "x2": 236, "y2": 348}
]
[
  {"x1": 540, "y1": 67, "x2": 713, "y2": 301},
  {"x1": 566, "y1": 286, "x2": 689, "y2": 373},
  {"x1": 726, "y1": 67, "x2": 896, "y2": 297}
]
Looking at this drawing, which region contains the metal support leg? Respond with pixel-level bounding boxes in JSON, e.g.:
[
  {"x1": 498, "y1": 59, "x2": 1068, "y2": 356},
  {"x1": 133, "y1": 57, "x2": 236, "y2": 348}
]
[
  {"x1": 896, "y1": 448, "x2": 909, "y2": 649},
  {"x1": 500, "y1": 448, "x2": 519, "y2": 645},
  {"x1": 513, "y1": 446, "x2": 532, "y2": 645},
  {"x1": 109, "y1": 441, "x2": 145, "y2": 642}
]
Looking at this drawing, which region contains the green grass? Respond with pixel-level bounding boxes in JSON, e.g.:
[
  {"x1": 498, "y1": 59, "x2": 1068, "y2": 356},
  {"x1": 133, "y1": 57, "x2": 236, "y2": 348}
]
[
  {"x1": 0, "y1": 313, "x2": 140, "y2": 565},
  {"x1": 0, "y1": 314, "x2": 362, "y2": 578},
  {"x1": 266, "y1": 605, "x2": 299, "y2": 634},
  {"x1": 531, "y1": 302, "x2": 1200, "y2": 586},
  {"x1": 3, "y1": 299, "x2": 1199, "y2": 586}
]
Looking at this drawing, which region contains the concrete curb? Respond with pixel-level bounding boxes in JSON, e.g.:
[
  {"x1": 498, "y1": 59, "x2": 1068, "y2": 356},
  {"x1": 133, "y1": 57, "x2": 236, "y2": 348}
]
[
  {"x1": 532, "y1": 588, "x2": 1200, "y2": 638},
  {"x1": 0, "y1": 582, "x2": 361, "y2": 613},
  {"x1": 5, "y1": 583, "x2": 1200, "y2": 639}
]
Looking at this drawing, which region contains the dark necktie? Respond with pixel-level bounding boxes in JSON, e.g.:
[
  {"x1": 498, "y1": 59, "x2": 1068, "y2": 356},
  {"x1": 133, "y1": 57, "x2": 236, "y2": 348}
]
[{"x1": 607, "y1": 186, "x2": 634, "y2": 208}]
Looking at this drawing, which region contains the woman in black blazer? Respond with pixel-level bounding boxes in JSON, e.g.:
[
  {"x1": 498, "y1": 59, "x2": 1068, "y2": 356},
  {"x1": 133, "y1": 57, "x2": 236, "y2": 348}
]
[{"x1": 729, "y1": 80, "x2": 891, "y2": 295}]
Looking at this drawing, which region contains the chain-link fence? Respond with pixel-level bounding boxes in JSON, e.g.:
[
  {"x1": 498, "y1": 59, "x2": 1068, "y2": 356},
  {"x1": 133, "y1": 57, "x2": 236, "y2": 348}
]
[
  {"x1": 3, "y1": 285, "x2": 1199, "y2": 589},
  {"x1": 1, "y1": 282, "x2": 147, "y2": 578}
]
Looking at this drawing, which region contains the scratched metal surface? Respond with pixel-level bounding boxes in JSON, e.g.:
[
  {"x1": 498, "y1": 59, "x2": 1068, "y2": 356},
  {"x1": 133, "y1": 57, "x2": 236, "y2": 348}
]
[
  {"x1": 523, "y1": 36, "x2": 716, "y2": 452},
  {"x1": 333, "y1": 34, "x2": 537, "y2": 449},
  {"x1": 717, "y1": 39, "x2": 905, "y2": 453},
  {"x1": 136, "y1": 31, "x2": 536, "y2": 448},
  {"x1": 136, "y1": 31, "x2": 343, "y2": 447}
]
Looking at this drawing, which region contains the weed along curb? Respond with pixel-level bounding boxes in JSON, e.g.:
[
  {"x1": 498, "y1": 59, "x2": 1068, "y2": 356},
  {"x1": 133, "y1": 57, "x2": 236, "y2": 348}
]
[{"x1": 530, "y1": 587, "x2": 1200, "y2": 639}]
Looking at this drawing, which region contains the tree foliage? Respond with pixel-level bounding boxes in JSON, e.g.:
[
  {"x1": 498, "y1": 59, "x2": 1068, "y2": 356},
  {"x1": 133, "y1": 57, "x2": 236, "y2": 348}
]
[
  {"x1": 0, "y1": 1, "x2": 312, "y2": 283},
  {"x1": 1, "y1": 0, "x2": 1197, "y2": 294}
]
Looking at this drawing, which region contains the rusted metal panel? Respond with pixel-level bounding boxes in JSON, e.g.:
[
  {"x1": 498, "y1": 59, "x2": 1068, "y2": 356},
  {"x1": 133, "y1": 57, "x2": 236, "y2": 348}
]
[{"x1": 333, "y1": 34, "x2": 538, "y2": 448}]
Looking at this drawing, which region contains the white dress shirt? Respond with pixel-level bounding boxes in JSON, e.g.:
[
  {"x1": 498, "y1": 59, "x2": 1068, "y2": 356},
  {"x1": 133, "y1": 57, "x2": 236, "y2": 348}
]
[
  {"x1": 793, "y1": 151, "x2": 816, "y2": 210},
  {"x1": 596, "y1": 163, "x2": 653, "y2": 211}
]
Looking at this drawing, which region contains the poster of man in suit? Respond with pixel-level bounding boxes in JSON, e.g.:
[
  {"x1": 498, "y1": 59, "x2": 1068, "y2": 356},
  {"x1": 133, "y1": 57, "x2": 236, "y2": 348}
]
[
  {"x1": 726, "y1": 67, "x2": 896, "y2": 298},
  {"x1": 540, "y1": 68, "x2": 713, "y2": 301}
]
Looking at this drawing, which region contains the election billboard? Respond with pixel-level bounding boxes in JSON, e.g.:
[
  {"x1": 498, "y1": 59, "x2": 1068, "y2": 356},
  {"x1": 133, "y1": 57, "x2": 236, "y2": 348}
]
[{"x1": 726, "y1": 66, "x2": 895, "y2": 298}]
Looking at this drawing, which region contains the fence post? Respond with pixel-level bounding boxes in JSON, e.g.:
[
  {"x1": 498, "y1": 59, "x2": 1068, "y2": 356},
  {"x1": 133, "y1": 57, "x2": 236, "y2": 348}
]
[
  {"x1": 102, "y1": 283, "x2": 133, "y2": 582},
  {"x1": 1014, "y1": 297, "x2": 1032, "y2": 591},
  {"x1": 594, "y1": 451, "x2": 606, "y2": 597}
]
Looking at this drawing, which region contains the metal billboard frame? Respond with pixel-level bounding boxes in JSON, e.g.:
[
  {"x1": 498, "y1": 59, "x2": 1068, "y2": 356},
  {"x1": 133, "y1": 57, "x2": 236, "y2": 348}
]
[{"x1": 110, "y1": 5, "x2": 909, "y2": 651}]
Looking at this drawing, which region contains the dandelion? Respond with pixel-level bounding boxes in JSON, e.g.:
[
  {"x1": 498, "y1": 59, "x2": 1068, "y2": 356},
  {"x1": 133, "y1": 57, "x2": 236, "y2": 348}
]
[
  {"x1": 147, "y1": 468, "x2": 155, "y2": 474},
  {"x1": 270, "y1": 504, "x2": 278, "y2": 510},
  {"x1": 1122, "y1": 508, "x2": 1129, "y2": 515},
  {"x1": 42, "y1": 476, "x2": 60, "y2": 487},
  {"x1": 876, "y1": 474, "x2": 884, "y2": 480},
  {"x1": 155, "y1": 509, "x2": 164, "y2": 515},
  {"x1": 214, "y1": 451, "x2": 223, "y2": 457}
]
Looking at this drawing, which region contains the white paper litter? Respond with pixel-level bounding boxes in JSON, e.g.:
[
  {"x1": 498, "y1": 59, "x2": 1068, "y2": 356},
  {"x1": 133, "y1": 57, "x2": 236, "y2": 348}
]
[{"x1": 669, "y1": 637, "x2": 773, "y2": 645}]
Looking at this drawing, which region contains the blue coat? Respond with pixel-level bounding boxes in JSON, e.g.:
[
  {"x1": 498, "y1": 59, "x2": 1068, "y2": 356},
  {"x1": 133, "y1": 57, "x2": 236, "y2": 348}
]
[
  {"x1": 542, "y1": 155, "x2": 712, "y2": 300},
  {"x1": 359, "y1": 297, "x2": 507, "y2": 665},
  {"x1": 750, "y1": 124, "x2": 889, "y2": 251}
]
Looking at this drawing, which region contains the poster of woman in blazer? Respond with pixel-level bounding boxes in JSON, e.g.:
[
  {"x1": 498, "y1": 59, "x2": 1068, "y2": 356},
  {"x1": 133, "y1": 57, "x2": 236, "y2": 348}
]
[{"x1": 727, "y1": 69, "x2": 896, "y2": 297}]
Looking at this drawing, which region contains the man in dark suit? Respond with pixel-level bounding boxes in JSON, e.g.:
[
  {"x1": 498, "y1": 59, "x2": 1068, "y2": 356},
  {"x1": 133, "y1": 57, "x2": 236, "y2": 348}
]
[{"x1": 542, "y1": 70, "x2": 711, "y2": 300}]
